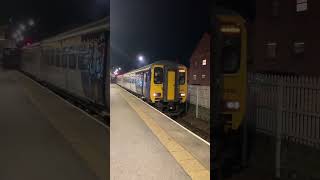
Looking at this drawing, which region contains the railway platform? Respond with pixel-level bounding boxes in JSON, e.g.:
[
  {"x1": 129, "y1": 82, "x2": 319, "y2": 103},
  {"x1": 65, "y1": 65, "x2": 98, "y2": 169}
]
[
  {"x1": 110, "y1": 84, "x2": 210, "y2": 180},
  {"x1": 0, "y1": 68, "x2": 108, "y2": 180}
]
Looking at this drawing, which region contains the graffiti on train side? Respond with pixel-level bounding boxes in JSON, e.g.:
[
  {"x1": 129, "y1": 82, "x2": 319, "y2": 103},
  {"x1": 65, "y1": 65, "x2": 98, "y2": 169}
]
[{"x1": 80, "y1": 32, "x2": 106, "y2": 79}]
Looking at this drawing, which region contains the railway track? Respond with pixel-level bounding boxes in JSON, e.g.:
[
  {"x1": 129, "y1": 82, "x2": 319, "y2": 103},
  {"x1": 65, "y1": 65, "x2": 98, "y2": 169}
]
[{"x1": 21, "y1": 70, "x2": 109, "y2": 127}]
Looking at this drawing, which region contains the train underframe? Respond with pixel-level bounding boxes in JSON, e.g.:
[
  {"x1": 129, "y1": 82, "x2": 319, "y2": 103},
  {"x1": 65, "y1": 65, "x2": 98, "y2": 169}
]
[
  {"x1": 153, "y1": 100, "x2": 185, "y2": 116},
  {"x1": 213, "y1": 116, "x2": 256, "y2": 178}
]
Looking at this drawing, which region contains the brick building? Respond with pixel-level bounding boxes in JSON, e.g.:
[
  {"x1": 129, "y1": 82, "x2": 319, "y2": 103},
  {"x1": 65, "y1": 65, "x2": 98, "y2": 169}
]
[
  {"x1": 253, "y1": 0, "x2": 320, "y2": 75},
  {"x1": 188, "y1": 32, "x2": 210, "y2": 86}
]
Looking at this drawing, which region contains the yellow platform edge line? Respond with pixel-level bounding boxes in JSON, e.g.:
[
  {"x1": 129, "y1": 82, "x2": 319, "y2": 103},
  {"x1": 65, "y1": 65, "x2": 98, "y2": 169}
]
[{"x1": 119, "y1": 91, "x2": 210, "y2": 180}]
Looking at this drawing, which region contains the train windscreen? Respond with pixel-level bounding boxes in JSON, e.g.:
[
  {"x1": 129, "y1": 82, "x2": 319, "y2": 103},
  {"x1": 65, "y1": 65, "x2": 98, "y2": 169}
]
[
  {"x1": 154, "y1": 67, "x2": 163, "y2": 84},
  {"x1": 222, "y1": 32, "x2": 241, "y2": 74},
  {"x1": 179, "y1": 70, "x2": 186, "y2": 85}
]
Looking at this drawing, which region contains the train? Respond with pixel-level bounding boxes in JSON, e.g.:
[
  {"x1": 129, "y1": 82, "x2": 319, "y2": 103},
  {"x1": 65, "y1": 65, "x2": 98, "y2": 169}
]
[
  {"x1": 212, "y1": 12, "x2": 253, "y2": 178},
  {"x1": 117, "y1": 61, "x2": 187, "y2": 116},
  {"x1": 20, "y1": 17, "x2": 110, "y2": 118}
]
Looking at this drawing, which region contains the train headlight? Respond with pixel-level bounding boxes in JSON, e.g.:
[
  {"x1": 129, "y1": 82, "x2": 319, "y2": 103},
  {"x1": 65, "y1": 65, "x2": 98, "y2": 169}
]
[
  {"x1": 153, "y1": 93, "x2": 161, "y2": 97},
  {"x1": 180, "y1": 93, "x2": 186, "y2": 97},
  {"x1": 225, "y1": 101, "x2": 240, "y2": 110}
]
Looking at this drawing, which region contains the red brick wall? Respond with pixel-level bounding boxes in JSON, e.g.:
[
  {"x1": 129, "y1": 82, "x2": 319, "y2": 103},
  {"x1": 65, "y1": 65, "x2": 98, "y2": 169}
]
[
  {"x1": 253, "y1": 0, "x2": 320, "y2": 75},
  {"x1": 188, "y1": 33, "x2": 210, "y2": 86}
]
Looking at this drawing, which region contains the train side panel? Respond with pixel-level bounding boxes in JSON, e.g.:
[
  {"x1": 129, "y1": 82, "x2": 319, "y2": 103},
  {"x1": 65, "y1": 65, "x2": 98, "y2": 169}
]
[
  {"x1": 21, "y1": 45, "x2": 41, "y2": 79},
  {"x1": 21, "y1": 18, "x2": 109, "y2": 108}
]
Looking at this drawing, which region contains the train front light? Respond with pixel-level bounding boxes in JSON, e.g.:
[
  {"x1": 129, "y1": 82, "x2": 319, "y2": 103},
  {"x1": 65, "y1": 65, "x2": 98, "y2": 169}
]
[
  {"x1": 225, "y1": 101, "x2": 240, "y2": 110},
  {"x1": 153, "y1": 93, "x2": 161, "y2": 97},
  {"x1": 180, "y1": 93, "x2": 186, "y2": 97}
]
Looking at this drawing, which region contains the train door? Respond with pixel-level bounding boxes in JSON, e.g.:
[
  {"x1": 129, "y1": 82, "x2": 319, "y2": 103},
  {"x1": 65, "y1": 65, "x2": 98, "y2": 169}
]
[
  {"x1": 166, "y1": 70, "x2": 176, "y2": 101},
  {"x1": 143, "y1": 71, "x2": 150, "y2": 97}
]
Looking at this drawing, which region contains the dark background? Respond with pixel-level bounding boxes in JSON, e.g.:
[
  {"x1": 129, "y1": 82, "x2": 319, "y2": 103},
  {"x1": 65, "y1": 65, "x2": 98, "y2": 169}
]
[
  {"x1": 111, "y1": 0, "x2": 255, "y2": 73},
  {"x1": 0, "y1": 0, "x2": 109, "y2": 41},
  {"x1": 111, "y1": 0, "x2": 210, "y2": 72}
]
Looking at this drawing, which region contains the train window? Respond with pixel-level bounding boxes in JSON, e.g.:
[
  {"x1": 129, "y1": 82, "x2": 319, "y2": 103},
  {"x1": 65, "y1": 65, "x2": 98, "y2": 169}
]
[
  {"x1": 61, "y1": 54, "x2": 68, "y2": 68},
  {"x1": 154, "y1": 67, "x2": 163, "y2": 84},
  {"x1": 78, "y1": 55, "x2": 88, "y2": 70},
  {"x1": 55, "y1": 52, "x2": 61, "y2": 67},
  {"x1": 222, "y1": 34, "x2": 241, "y2": 74},
  {"x1": 50, "y1": 52, "x2": 55, "y2": 66},
  {"x1": 69, "y1": 54, "x2": 77, "y2": 69},
  {"x1": 46, "y1": 51, "x2": 50, "y2": 65},
  {"x1": 179, "y1": 72, "x2": 186, "y2": 84},
  {"x1": 48, "y1": 51, "x2": 53, "y2": 65}
]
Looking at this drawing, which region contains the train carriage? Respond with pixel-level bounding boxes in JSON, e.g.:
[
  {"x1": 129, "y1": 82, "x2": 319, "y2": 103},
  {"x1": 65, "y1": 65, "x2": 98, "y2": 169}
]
[
  {"x1": 117, "y1": 60, "x2": 187, "y2": 116},
  {"x1": 21, "y1": 17, "x2": 110, "y2": 116}
]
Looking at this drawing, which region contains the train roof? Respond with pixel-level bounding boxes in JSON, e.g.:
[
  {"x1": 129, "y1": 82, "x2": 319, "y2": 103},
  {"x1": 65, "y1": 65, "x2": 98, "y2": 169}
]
[
  {"x1": 123, "y1": 60, "x2": 186, "y2": 75},
  {"x1": 42, "y1": 17, "x2": 109, "y2": 44},
  {"x1": 21, "y1": 17, "x2": 109, "y2": 50}
]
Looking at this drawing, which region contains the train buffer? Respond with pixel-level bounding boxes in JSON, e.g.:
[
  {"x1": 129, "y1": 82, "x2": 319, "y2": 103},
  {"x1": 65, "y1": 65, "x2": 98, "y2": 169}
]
[{"x1": 110, "y1": 84, "x2": 210, "y2": 180}]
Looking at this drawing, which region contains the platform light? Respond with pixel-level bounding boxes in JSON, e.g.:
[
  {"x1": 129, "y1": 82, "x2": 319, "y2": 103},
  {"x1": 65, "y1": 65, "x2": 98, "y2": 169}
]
[
  {"x1": 28, "y1": 19, "x2": 35, "y2": 26},
  {"x1": 138, "y1": 55, "x2": 144, "y2": 62},
  {"x1": 179, "y1": 69, "x2": 185, "y2": 73},
  {"x1": 114, "y1": 69, "x2": 119, "y2": 75},
  {"x1": 19, "y1": 24, "x2": 26, "y2": 31}
]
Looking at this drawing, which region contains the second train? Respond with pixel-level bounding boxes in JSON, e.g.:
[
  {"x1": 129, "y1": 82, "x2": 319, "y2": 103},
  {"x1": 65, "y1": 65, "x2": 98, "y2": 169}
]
[{"x1": 117, "y1": 61, "x2": 187, "y2": 116}]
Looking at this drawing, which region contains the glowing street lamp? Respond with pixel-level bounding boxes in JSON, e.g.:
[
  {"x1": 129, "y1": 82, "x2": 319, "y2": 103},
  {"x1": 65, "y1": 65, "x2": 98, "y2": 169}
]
[
  {"x1": 114, "y1": 69, "x2": 119, "y2": 75},
  {"x1": 138, "y1": 55, "x2": 144, "y2": 62}
]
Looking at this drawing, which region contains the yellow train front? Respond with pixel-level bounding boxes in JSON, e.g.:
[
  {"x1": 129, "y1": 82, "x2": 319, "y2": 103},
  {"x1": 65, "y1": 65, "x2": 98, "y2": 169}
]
[{"x1": 117, "y1": 61, "x2": 187, "y2": 116}]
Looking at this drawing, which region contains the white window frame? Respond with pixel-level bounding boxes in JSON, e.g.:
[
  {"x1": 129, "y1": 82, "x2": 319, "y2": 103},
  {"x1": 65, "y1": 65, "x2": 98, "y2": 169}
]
[
  {"x1": 293, "y1": 42, "x2": 305, "y2": 55},
  {"x1": 202, "y1": 59, "x2": 207, "y2": 66},
  {"x1": 193, "y1": 74, "x2": 197, "y2": 80},
  {"x1": 266, "y1": 42, "x2": 277, "y2": 58},
  {"x1": 296, "y1": 0, "x2": 307, "y2": 12}
]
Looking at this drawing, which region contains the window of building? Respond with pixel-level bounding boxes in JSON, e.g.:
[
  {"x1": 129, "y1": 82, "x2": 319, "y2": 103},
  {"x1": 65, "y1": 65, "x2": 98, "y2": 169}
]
[
  {"x1": 266, "y1": 42, "x2": 277, "y2": 59},
  {"x1": 272, "y1": 0, "x2": 280, "y2": 16},
  {"x1": 296, "y1": 0, "x2": 307, "y2": 12},
  {"x1": 193, "y1": 74, "x2": 197, "y2": 80},
  {"x1": 202, "y1": 74, "x2": 206, "y2": 79},
  {"x1": 202, "y1": 59, "x2": 207, "y2": 66},
  {"x1": 293, "y1": 42, "x2": 305, "y2": 55}
]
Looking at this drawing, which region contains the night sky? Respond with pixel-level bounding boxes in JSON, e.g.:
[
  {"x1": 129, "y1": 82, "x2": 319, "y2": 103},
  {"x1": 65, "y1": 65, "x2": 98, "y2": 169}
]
[
  {"x1": 111, "y1": 0, "x2": 210, "y2": 72},
  {"x1": 111, "y1": 0, "x2": 255, "y2": 73},
  {"x1": 0, "y1": 0, "x2": 109, "y2": 40}
]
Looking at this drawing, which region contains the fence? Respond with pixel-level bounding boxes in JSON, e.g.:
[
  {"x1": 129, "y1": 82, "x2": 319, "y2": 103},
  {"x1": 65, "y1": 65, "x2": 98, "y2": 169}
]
[
  {"x1": 248, "y1": 73, "x2": 320, "y2": 148},
  {"x1": 187, "y1": 85, "x2": 210, "y2": 120},
  {"x1": 188, "y1": 85, "x2": 210, "y2": 109}
]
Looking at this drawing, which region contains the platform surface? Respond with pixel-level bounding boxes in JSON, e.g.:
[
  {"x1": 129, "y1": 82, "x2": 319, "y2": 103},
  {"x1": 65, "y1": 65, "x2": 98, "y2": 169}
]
[
  {"x1": 110, "y1": 84, "x2": 210, "y2": 180},
  {"x1": 0, "y1": 69, "x2": 108, "y2": 180}
]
